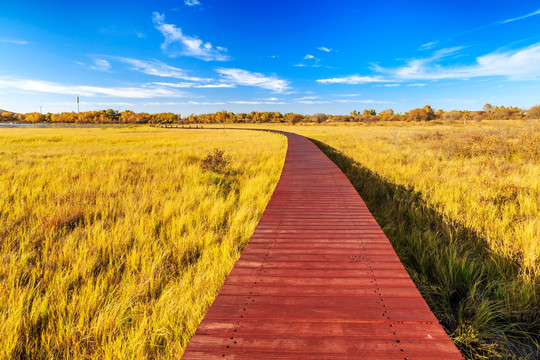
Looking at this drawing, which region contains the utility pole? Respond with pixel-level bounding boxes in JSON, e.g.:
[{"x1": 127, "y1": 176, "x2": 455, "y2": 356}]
[
  {"x1": 40, "y1": 106, "x2": 42, "y2": 114},
  {"x1": 77, "y1": 96, "x2": 80, "y2": 114}
]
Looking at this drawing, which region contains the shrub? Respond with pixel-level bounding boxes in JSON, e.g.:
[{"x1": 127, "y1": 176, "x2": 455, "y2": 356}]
[{"x1": 201, "y1": 148, "x2": 230, "y2": 173}]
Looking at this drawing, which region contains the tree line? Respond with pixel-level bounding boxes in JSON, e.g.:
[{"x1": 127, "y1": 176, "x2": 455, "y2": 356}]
[{"x1": 1, "y1": 104, "x2": 539, "y2": 124}]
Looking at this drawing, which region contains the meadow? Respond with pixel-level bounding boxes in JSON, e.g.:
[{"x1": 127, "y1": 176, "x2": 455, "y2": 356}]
[
  {"x1": 0, "y1": 127, "x2": 286, "y2": 359},
  {"x1": 265, "y1": 120, "x2": 539, "y2": 359},
  {"x1": 2, "y1": 120, "x2": 538, "y2": 359}
]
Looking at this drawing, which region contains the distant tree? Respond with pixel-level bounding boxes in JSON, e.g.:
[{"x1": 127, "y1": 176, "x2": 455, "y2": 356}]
[
  {"x1": 527, "y1": 105, "x2": 540, "y2": 119},
  {"x1": 363, "y1": 109, "x2": 377, "y2": 116},
  {"x1": 24, "y1": 112, "x2": 45, "y2": 123},
  {"x1": 287, "y1": 113, "x2": 304, "y2": 124},
  {"x1": 408, "y1": 105, "x2": 435, "y2": 121},
  {"x1": 105, "y1": 109, "x2": 120, "y2": 122},
  {"x1": 442, "y1": 110, "x2": 462, "y2": 122},
  {"x1": 379, "y1": 109, "x2": 395, "y2": 121},
  {"x1": 0, "y1": 111, "x2": 15, "y2": 122},
  {"x1": 490, "y1": 106, "x2": 524, "y2": 120},
  {"x1": 483, "y1": 103, "x2": 493, "y2": 114},
  {"x1": 312, "y1": 113, "x2": 327, "y2": 123}
]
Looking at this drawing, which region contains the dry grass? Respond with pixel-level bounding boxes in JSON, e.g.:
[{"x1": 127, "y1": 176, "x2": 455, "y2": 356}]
[
  {"x1": 252, "y1": 120, "x2": 539, "y2": 358},
  {"x1": 0, "y1": 127, "x2": 286, "y2": 359}
]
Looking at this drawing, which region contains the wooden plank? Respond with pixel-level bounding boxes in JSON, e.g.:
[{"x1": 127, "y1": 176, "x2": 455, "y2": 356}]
[{"x1": 182, "y1": 131, "x2": 463, "y2": 359}]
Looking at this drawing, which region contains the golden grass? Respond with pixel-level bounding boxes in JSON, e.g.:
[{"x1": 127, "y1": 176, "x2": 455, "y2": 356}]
[
  {"x1": 0, "y1": 127, "x2": 286, "y2": 359},
  {"x1": 278, "y1": 120, "x2": 540, "y2": 278},
  {"x1": 248, "y1": 120, "x2": 539, "y2": 358}
]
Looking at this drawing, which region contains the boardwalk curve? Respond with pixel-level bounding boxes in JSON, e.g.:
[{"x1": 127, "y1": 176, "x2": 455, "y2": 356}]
[{"x1": 182, "y1": 131, "x2": 463, "y2": 359}]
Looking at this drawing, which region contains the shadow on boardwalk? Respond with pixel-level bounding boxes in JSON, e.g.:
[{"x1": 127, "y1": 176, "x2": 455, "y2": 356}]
[{"x1": 310, "y1": 139, "x2": 539, "y2": 360}]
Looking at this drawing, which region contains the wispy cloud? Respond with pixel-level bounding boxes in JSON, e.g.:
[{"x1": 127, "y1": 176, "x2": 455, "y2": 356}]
[
  {"x1": 228, "y1": 101, "x2": 261, "y2": 104},
  {"x1": 89, "y1": 59, "x2": 112, "y2": 72},
  {"x1": 374, "y1": 83, "x2": 400, "y2": 87},
  {"x1": 152, "y1": 81, "x2": 234, "y2": 88},
  {"x1": 44, "y1": 101, "x2": 135, "y2": 107},
  {"x1": 334, "y1": 99, "x2": 390, "y2": 104},
  {"x1": 0, "y1": 77, "x2": 188, "y2": 98},
  {"x1": 317, "y1": 75, "x2": 392, "y2": 84},
  {"x1": 375, "y1": 43, "x2": 540, "y2": 81},
  {"x1": 0, "y1": 39, "x2": 28, "y2": 45},
  {"x1": 420, "y1": 41, "x2": 438, "y2": 50},
  {"x1": 184, "y1": 0, "x2": 201, "y2": 6},
  {"x1": 407, "y1": 83, "x2": 427, "y2": 87},
  {"x1": 184, "y1": 101, "x2": 226, "y2": 105},
  {"x1": 296, "y1": 100, "x2": 331, "y2": 104},
  {"x1": 501, "y1": 8, "x2": 540, "y2": 24},
  {"x1": 295, "y1": 95, "x2": 389, "y2": 105},
  {"x1": 318, "y1": 43, "x2": 540, "y2": 84},
  {"x1": 215, "y1": 68, "x2": 290, "y2": 92},
  {"x1": 318, "y1": 46, "x2": 331, "y2": 52},
  {"x1": 297, "y1": 54, "x2": 322, "y2": 68},
  {"x1": 152, "y1": 12, "x2": 229, "y2": 61},
  {"x1": 112, "y1": 57, "x2": 210, "y2": 81},
  {"x1": 295, "y1": 96, "x2": 319, "y2": 101},
  {"x1": 332, "y1": 93, "x2": 362, "y2": 97}
]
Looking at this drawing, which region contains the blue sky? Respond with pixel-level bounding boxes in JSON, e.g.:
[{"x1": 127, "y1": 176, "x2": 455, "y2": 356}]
[{"x1": 1, "y1": 0, "x2": 540, "y2": 115}]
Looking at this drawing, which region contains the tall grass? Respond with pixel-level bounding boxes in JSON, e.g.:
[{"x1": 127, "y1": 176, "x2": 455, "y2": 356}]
[
  {"x1": 262, "y1": 120, "x2": 539, "y2": 359},
  {"x1": 0, "y1": 127, "x2": 286, "y2": 359}
]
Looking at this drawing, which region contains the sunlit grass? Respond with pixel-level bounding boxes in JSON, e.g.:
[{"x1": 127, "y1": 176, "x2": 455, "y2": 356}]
[
  {"x1": 256, "y1": 120, "x2": 539, "y2": 358},
  {"x1": 0, "y1": 127, "x2": 286, "y2": 359}
]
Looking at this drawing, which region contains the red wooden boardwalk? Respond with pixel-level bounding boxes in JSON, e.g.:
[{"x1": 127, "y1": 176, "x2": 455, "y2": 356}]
[{"x1": 182, "y1": 132, "x2": 463, "y2": 359}]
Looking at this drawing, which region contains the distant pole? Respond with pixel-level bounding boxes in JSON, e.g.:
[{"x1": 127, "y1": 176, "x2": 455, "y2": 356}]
[
  {"x1": 77, "y1": 96, "x2": 80, "y2": 114},
  {"x1": 40, "y1": 106, "x2": 42, "y2": 114}
]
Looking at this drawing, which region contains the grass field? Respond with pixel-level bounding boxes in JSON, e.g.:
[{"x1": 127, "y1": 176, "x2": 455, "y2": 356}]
[
  {"x1": 263, "y1": 120, "x2": 539, "y2": 359},
  {"x1": 0, "y1": 127, "x2": 286, "y2": 359},
  {"x1": 2, "y1": 121, "x2": 538, "y2": 359}
]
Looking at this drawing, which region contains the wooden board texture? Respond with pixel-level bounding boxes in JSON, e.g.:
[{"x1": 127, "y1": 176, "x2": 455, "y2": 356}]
[{"x1": 182, "y1": 132, "x2": 463, "y2": 359}]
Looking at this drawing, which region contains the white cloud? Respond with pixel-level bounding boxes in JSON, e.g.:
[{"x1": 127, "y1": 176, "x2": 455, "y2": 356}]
[
  {"x1": 152, "y1": 12, "x2": 229, "y2": 61},
  {"x1": 334, "y1": 99, "x2": 390, "y2": 104},
  {"x1": 151, "y1": 82, "x2": 195, "y2": 88},
  {"x1": 215, "y1": 68, "x2": 290, "y2": 93},
  {"x1": 185, "y1": 0, "x2": 201, "y2": 6},
  {"x1": 44, "y1": 101, "x2": 135, "y2": 107},
  {"x1": 407, "y1": 83, "x2": 427, "y2": 87},
  {"x1": 318, "y1": 46, "x2": 331, "y2": 52},
  {"x1": 152, "y1": 81, "x2": 234, "y2": 88},
  {"x1": 501, "y1": 8, "x2": 540, "y2": 24},
  {"x1": 296, "y1": 100, "x2": 331, "y2": 104},
  {"x1": 0, "y1": 39, "x2": 28, "y2": 45},
  {"x1": 305, "y1": 54, "x2": 315, "y2": 59},
  {"x1": 185, "y1": 100, "x2": 226, "y2": 105},
  {"x1": 0, "y1": 77, "x2": 188, "y2": 98},
  {"x1": 295, "y1": 96, "x2": 319, "y2": 101},
  {"x1": 89, "y1": 59, "x2": 111, "y2": 72},
  {"x1": 318, "y1": 43, "x2": 540, "y2": 85},
  {"x1": 112, "y1": 57, "x2": 209, "y2": 81},
  {"x1": 228, "y1": 101, "x2": 262, "y2": 104},
  {"x1": 420, "y1": 41, "x2": 438, "y2": 50},
  {"x1": 86, "y1": 56, "x2": 211, "y2": 82},
  {"x1": 374, "y1": 83, "x2": 400, "y2": 87},
  {"x1": 143, "y1": 101, "x2": 180, "y2": 106},
  {"x1": 317, "y1": 75, "x2": 392, "y2": 84},
  {"x1": 376, "y1": 43, "x2": 540, "y2": 81},
  {"x1": 196, "y1": 83, "x2": 235, "y2": 88},
  {"x1": 293, "y1": 63, "x2": 307, "y2": 67},
  {"x1": 332, "y1": 93, "x2": 361, "y2": 97}
]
